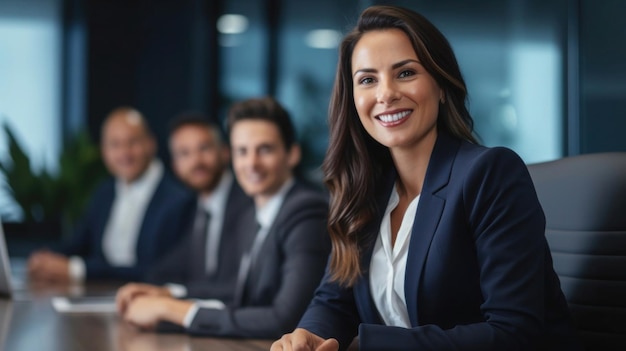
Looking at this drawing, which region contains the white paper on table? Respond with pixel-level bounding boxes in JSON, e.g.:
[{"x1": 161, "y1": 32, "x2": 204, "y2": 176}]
[{"x1": 51, "y1": 296, "x2": 117, "y2": 313}]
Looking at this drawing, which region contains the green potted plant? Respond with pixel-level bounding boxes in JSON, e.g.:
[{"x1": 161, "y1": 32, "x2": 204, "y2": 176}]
[{"x1": 0, "y1": 122, "x2": 108, "y2": 241}]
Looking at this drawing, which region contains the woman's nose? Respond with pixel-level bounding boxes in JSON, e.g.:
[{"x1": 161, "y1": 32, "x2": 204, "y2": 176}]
[{"x1": 377, "y1": 79, "x2": 401, "y2": 105}]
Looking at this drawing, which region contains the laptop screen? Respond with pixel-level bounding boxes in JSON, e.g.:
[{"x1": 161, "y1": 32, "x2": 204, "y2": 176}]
[{"x1": 0, "y1": 220, "x2": 13, "y2": 297}]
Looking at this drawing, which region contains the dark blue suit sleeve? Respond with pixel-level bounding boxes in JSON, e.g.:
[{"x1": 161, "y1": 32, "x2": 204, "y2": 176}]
[
  {"x1": 83, "y1": 258, "x2": 145, "y2": 281},
  {"x1": 56, "y1": 218, "x2": 94, "y2": 257},
  {"x1": 55, "y1": 180, "x2": 113, "y2": 257},
  {"x1": 297, "y1": 267, "x2": 361, "y2": 350}
]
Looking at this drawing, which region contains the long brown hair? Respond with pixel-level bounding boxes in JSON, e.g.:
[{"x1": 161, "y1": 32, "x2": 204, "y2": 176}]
[{"x1": 323, "y1": 5, "x2": 478, "y2": 286}]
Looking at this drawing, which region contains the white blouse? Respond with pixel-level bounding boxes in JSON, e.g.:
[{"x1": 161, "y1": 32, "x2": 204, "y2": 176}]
[{"x1": 369, "y1": 185, "x2": 420, "y2": 328}]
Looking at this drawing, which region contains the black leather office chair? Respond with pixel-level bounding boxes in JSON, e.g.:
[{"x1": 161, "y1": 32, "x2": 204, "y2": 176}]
[{"x1": 527, "y1": 152, "x2": 626, "y2": 351}]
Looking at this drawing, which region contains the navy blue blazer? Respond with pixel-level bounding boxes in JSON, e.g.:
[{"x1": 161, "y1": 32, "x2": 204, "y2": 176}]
[
  {"x1": 56, "y1": 170, "x2": 195, "y2": 281},
  {"x1": 298, "y1": 133, "x2": 582, "y2": 351}
]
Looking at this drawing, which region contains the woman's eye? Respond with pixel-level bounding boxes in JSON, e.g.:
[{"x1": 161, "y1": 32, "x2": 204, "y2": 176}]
[
  {"x1": 399, "y1": 70, "x2": 415, "y2": 78},
  {"x1": 359, "y1": 77, "x2": 374, "y2": 85}
]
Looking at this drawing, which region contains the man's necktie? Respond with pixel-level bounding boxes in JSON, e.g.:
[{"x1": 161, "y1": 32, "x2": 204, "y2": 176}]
[
  {"x1": 204, "y1": 210, "x2": 220, "y2": 276},
  {"x1": 234, "y1": 221, "x2": 265, "y2": 306},
  {"x1": 191, "y1": 207, "x2": 211, "y2": 277}
]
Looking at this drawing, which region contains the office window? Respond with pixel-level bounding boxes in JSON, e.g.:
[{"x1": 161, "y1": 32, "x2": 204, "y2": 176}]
[
  {"x1": 275, "y1": 0, "x2": 356, "y2": 181},
  {"x1": 216, "y1": 0, "x2": 569, "y2": 170},
  {"x1": 218, "y1": 0, "x2": 268, "y2": 118},
  {"x1": 0, "y1": 0, "x2": 62, "y2": 220},
  {"x1": 383, "y1": 0, "x2": 567, "y2": 163}
]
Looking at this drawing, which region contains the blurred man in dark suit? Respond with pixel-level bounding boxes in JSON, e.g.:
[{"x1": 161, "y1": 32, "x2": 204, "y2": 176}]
[{"x1": 27, "y1": 107, "x2": 194, "y2": 283}]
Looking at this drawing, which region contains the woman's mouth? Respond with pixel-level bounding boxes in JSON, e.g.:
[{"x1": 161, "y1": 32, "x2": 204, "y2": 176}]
[{"x1": 376, "y1": 110, "x2": 412, "y2": 126}]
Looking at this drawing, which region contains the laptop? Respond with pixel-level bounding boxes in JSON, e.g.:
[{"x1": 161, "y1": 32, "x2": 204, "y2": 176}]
[
  {"x1": 0, "y1": 220, "x2": 117, "y2": 311},
  {"x1": 0, "y1": 219, "x2": 13, "y2": 298},
  {"x1": 0, "y1": 298, "x2": 13, "y2": 350},
  {"x1": 0, "y1": 220, "x2": 29, "y2": 298}
]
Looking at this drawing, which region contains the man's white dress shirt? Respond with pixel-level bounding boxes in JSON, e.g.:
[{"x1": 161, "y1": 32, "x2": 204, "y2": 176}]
[{"x1": 69, "y1": 159, "x2": 163, "y2": 282}]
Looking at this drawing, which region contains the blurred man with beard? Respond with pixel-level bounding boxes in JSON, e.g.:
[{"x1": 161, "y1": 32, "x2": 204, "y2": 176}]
[{"x1": 116, "y1": 113, "x2": 253, "y2": 301}]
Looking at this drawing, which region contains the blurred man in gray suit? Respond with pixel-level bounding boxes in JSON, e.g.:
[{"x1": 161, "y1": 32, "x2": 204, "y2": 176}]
[{"x1": 117, "y1": 97, "x2": 331, "y2": 339}]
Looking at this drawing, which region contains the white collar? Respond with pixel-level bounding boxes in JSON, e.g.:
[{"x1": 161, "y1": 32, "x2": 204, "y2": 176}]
[
  {"x1": 115, "y1": 159, "x2": 163, "y2": 194},
  {"x1": 255, "y1": 177, "x2": 295, "y2": 230},
  {"x1": 199, "y1": 170, "x2": 233, "y2": 215}
]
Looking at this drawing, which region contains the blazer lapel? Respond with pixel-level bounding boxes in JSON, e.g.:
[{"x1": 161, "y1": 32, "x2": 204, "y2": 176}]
[
  {"x1": 234, "y1": 182, "x2": 298, "y2": 306},
  {"x1": 135, "y1": 176, "x2": 165, "y2": 259},
  {"x1": 96, "y1": 180, "x2": 116, "y2": 258},
  {"x1": 404, "y1": 133, "x2": 460, "y2": 327},
  {"x1": 223, "y1": 181, "x2": 253, "y2": 238},
  {"x1": 233, "y1": 206, "x2": 261, "y2": 306}
]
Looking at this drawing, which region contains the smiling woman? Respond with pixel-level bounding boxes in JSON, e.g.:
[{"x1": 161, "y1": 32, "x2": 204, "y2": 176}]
[{"x1": 272, "y1": 5, "x2": 581, "y2": 351}]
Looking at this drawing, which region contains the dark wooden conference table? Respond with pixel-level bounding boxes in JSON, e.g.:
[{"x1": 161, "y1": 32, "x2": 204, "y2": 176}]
[{"x1": 1, "y1": 259, "x2": 273, "y2": 351}]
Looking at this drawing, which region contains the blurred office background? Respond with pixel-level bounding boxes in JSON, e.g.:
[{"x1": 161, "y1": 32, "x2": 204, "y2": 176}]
[{"x1": 0, "y1": 0, "x2": 625, "y2": 235}]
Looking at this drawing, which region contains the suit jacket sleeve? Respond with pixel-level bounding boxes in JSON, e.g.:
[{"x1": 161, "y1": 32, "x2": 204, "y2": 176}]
[
  {"x1": 54, "y1": 180, "x2": 113, "y2": 257},
  {"x1": 144, "y1": 225, "x2": 193, "y2": 285},
  {"x1": 297, "y1": 268, "x2": 361, "y2": 350},
  {"x1": 187, "y1": 195, "x2": 331, "y2": 339},
  {"x1": 183, "y1": 280, "x2": 238, "y2": 303},
  {"x1": 82, "y1": 258, "x2": 144, "y2": 281}
]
